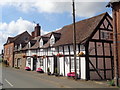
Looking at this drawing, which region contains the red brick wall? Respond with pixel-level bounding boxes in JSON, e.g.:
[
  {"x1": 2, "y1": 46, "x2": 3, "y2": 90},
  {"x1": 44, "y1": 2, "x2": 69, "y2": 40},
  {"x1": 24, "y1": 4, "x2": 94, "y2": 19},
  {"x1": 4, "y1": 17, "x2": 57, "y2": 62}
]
[
  {"x1": 112, "y1": 2, "x2": 120, "y2": 85},
  {"x1": 4, "y1": 43, "x2": 14, "y2": 67}
]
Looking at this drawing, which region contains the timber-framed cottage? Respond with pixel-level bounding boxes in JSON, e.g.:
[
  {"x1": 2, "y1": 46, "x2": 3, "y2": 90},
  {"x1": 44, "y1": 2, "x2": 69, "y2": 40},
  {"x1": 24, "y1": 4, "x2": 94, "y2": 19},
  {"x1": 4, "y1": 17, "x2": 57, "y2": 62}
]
[{"x1": 22, "y1": 12, "x2": 114, "y2": 80}]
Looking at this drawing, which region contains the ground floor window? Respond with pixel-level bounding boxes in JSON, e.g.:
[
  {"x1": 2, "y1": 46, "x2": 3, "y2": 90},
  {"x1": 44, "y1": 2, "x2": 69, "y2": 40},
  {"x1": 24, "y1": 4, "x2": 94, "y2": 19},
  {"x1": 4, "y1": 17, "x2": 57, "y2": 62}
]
[
  {"x1": 38, "y1": 58, "x2": 43, "y2": 66},
  {"x1": 71, "y1": 58, "x2": 74, "y2": 69},
  {"x1": 27, "y1": 58, "x2": 31, "y2": 65},
  {"x1": 71, "y1": 57, "x2": 79, "y2": 70}
]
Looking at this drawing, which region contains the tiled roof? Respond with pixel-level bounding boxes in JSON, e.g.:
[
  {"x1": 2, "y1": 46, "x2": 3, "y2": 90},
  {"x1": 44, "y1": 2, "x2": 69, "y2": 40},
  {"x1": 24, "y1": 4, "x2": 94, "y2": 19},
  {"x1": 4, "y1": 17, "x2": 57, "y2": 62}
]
[
  {"x1": 53, "y1": 12, "x2": 108, "y2": 47},
  {"x1": 23, "y1": 12, "x2": 111, "y2": 50},
  {"x1": 5, "y1": 31, "x2": 32, "y2": 45}
]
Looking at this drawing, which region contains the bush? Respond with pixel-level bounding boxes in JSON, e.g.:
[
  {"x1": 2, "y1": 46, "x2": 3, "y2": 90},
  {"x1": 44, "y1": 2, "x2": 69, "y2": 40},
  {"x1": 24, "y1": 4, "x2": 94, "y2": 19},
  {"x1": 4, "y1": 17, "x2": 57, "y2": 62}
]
[
  {"x1": 108, "y1": 80, "x2": 115, "y2": 86},
  {"x1": 15, "y1": 67, "x2": 20, "y2": 69}
]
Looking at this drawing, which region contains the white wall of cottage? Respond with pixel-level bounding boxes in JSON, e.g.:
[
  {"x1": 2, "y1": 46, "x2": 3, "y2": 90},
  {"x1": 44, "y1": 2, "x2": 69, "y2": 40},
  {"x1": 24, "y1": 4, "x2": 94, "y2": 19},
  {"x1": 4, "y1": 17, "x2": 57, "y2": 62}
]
[{"x1": 25, "y1": 43, "x2": 86, "y2": 79}]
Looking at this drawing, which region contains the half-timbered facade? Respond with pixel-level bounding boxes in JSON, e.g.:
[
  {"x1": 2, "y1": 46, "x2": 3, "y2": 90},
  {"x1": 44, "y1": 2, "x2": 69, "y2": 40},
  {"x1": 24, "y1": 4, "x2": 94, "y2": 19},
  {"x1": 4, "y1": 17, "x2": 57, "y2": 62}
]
[{"x1": 24, "y1": 12, "x2": 113, "y2": 80}]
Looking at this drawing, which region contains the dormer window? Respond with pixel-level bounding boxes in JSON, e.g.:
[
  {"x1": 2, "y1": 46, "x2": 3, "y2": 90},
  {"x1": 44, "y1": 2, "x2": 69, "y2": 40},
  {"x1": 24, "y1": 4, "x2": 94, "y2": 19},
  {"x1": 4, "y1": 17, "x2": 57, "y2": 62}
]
[
  {"x1": 40, "y1": 39, "x2": 43, "y2": 48},
  {"x1": 28, "y1": 42, "x2": 31, "y2": 48},
  {"x1": 15, "y1": 45, "x2": 17, "y2": 50},
  {"x1": 50, "y1": 35, "x2": 55, "y2": 46},
  {"x1": 19, "y1": 44, "x2": 22, "y2": 50}
]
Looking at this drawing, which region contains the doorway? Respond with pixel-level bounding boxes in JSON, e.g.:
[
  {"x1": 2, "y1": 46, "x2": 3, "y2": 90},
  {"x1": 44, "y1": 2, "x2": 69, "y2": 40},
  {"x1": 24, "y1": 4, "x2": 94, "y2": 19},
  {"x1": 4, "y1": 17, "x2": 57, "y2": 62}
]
[
  {"x1": 33, "y1": 57, "x2": 37, "y2": 70},
  {"x1": 54, "y1": 56, "x2": 57, "y2": 73}
]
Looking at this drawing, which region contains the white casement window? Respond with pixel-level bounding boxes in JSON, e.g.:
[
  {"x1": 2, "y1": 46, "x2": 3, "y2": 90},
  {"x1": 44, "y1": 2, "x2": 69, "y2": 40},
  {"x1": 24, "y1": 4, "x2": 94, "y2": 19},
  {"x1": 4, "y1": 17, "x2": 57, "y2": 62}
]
[
  {"x1": 28, "y1": 42, "x2": 31, "y2": 48},
  {"x1": 39, "y1": 59, "x2": 43, "y2": 66},
  {"x1": 15, "y1": 45, "x2": 17, "y2": 50},
  {"x1": 50, "y1": 35, "x2": 55, "y2": 46},
  {"x1": 19, "y1": 44, "x2": 22, "y2": 50},
  {"x1": 40, "y1": 39, "x2": 43, "y2": 47},
  {"x1": 80, "y1": 45, "x2": 85, "y2": 51},
  {"x1": 76, "y1": 59, "x2": 79, "y2": 69},
  {"x1": 71, "y1": 58, "x2": 74, "y2": 69},
  {"x1": 71, "y1": 58, "x2": 79, "y2": 70},
  {"x1": 50, "y1": 38, "x2": 54, "y2": 46},
  {"x1": 101, "y1": 31, "x2": 109, "y2": 39},
  {"x1": 27, "y1": 58, "x2": 31, "y2": 65}
]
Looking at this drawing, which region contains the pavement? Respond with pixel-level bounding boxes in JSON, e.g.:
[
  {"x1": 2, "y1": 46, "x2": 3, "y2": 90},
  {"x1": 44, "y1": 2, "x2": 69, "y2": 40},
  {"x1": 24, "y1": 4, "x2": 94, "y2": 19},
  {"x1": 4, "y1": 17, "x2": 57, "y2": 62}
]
[
  {"x1": 0, "y1": 63, "x2": 2, "y2": 89},
  {"x1": 1, "y1": 65, "x2": 118, "y2": 88}
]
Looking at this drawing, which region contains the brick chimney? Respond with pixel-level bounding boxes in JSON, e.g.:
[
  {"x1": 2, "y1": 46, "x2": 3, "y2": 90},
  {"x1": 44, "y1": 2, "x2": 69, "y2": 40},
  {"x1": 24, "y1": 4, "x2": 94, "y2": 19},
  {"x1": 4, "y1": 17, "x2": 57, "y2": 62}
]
[
  {"x1": 31, "y1": 23, "x2": 41, "y2": 38},
  {"x1": 34, "y1": 23, "x2": 41, "y2": 37}
]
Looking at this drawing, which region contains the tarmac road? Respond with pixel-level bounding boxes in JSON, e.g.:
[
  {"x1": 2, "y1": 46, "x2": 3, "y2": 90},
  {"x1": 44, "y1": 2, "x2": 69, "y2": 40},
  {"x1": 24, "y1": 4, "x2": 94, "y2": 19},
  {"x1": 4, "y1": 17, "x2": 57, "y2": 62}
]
[
  {"x1": 2, "y1": 67, "x2": 61, "y2": 88},
  {"x1": 1, "y1": 66, "x2": 117, "y2": 89}
]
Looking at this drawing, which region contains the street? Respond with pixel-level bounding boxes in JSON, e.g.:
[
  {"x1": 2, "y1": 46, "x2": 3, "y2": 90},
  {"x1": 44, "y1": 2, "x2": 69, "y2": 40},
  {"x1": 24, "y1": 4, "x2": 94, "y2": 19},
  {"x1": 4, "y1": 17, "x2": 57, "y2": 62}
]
[
  {"x1": 2, "y1": 66, "x2": 60, "y2": 88},
  {"x1": 1, "y1": 65, "x2": 117, "y2": 88},
  {"x1": 0, "y1": 63, "x2": 2, "y2": 89}
]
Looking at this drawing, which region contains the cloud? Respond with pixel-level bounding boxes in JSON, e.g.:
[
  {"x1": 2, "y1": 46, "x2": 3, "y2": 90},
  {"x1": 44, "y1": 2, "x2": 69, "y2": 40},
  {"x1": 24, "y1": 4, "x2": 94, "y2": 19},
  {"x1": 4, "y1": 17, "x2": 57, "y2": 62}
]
[
  {"x1": 0, "y1": 0, "x2": 109, "y2": 17},
  {"x1": 0, "y1": 17, "x2": 34, "y2": 35},
  {"x1": 0, "y1": 18, "x2": 48, "y2": 52}
]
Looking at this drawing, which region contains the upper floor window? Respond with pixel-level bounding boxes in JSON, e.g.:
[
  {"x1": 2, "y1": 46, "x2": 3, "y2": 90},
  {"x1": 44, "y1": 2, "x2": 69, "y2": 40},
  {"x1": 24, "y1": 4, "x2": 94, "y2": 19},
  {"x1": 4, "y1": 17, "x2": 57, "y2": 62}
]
[
  {"x1": 15, "y1": 45, "x2": 17, "y2": 50},
  {"x1": 28, "y1": 42, "x2": 31, "y2": 48},
  {"x1": 40, "y1": 39, "x2": 43, "y2": 48},
  {"x1": 101, "y1": 31, "x2": 109, "y2": 40},
  {"x1": 50, "y1": 38, "x2": 54, "y2": 46},
  {"x1": 19, "y1": 44, "x2": 22, "y2": 50},
  {"x1": 50, "y1": 35, "x2": 55, "y2": 46}
]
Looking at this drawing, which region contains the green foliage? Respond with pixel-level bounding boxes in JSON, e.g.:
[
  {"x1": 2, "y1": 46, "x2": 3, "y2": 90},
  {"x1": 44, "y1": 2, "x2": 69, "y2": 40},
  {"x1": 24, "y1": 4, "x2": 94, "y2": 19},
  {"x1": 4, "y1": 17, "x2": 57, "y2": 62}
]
[
  {"x1": 108, "y1": 80, "x2": 115, "y2": 86},
  {"x1": 15, "y1": 67, "x2": 20, "y2": 69}
]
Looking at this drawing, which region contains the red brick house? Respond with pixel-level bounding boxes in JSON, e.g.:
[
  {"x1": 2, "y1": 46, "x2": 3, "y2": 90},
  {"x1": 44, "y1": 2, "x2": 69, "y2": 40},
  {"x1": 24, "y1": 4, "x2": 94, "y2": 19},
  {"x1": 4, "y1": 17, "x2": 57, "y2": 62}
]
[{"x1": 4, "y1": 31, "x2": 32, "y2": 67}]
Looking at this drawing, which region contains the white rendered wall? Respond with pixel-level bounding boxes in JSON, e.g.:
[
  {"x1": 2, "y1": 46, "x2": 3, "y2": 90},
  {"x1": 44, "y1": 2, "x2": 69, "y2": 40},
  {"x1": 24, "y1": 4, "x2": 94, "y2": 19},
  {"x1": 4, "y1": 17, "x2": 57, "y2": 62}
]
[
  {"x1": 31, "y1": 58, "x2": 33, "y2": 70},
  {"x1": 59, "y1": 57, "x2": 64, "y2": 76},
  {"x1": 80, "y1": 57, "x2": 86, "y2": 80},
  {"x1": 65, "y1": 57, "x2": 70, "y2": 76}
]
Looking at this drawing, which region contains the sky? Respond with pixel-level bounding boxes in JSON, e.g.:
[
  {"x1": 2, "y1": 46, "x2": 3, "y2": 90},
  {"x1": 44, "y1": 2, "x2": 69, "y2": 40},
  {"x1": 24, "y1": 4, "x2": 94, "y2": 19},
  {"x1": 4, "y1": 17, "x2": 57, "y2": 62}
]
[{"x1": 0, "y1": 0, "x2": 112, "y2": 53}]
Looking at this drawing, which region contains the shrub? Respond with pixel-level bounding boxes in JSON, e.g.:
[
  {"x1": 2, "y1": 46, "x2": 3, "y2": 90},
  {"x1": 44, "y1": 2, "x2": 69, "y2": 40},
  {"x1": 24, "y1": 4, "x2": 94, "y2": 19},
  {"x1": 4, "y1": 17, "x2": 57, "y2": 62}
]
[
  {"x1": 108, "y1": 80, "x2": 115, "y2": 86},
  {"x1": 15, "y1": 67, "x2": 20, "y2": 69}
]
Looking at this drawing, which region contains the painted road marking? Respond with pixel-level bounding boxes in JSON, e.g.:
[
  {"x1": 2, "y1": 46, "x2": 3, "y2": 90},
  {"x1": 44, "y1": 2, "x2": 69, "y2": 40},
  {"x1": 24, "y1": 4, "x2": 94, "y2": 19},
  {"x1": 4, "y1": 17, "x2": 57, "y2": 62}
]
[{"x1": 5, "y1": 79, "x2": 13, "y2": 87}]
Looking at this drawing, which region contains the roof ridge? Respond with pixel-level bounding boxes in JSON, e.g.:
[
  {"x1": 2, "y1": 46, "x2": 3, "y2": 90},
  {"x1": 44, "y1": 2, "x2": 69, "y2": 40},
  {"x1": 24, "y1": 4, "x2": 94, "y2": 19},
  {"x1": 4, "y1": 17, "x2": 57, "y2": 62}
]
[
  {"x1": 13, "y1": 31, "x2": 29, "y2": 41},
  {"x1": 62, "y1": 12, "x2": 107, "y2": 28}
]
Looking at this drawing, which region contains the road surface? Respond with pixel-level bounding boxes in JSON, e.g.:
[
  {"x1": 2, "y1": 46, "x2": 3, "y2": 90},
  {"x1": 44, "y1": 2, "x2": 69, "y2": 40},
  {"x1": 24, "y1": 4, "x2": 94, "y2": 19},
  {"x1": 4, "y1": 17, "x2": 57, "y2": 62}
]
[
  {"x1": 2, "y1": 67, "x2": 61, "y2": 88},
  {"x1": 1, "y1": 65, "x2": 117, "y2": 88}
]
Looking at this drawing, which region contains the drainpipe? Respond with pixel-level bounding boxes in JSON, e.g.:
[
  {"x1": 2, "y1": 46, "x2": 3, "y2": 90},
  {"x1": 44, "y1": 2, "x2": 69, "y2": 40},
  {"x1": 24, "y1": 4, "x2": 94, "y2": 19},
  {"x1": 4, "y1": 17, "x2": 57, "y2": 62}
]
[{"x1": 113, "y1": 7, "x2": 119, "y2": 86}]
